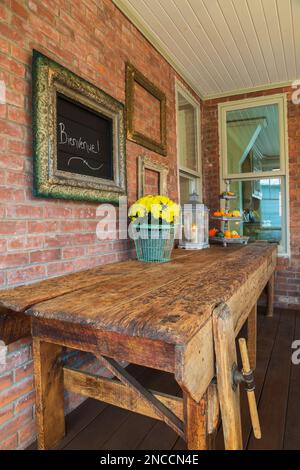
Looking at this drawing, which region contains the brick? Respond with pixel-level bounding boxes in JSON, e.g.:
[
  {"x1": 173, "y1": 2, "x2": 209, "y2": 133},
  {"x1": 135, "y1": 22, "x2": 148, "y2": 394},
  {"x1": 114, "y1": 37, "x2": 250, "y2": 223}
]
[
  {"x1": 0, "y1": 153, "x2": 25, "y2": 171},
  {"x1": 30, "y1": 249, "x2": 60, "y2": 263},
  {"x1": 59, "y1": 220, "x2": 86, "y2": 232},
  {"x1": 0, "y1": 220, "x2": 26, "y2": 235},
  {"x1": 7, "y1": 139, "x2": 31, "y2": 154},
  {"x1": 0, "y1": 346, "x2": 30, "y2": 376},
  {"x1": 0, "y1": 433, "x2": 18, "y2": 450},
  {"x1": 0, "y1": 408, "x2": 33, "y2": 446},
  {"x1": 62, "y1": 246, "x2": 85, "y2": 259},
  {"x1": 7, "y1": 337, "x2": 31, "y2": 354},
  {"x1": 14, "y1": 361, "x2": 33, "y2": 383},
  {"x1": 0, "y1": 238, "x2": 6, "y2": 252},
  {"x1": 0, "y1": 187, "x2": 25, "y2": 203},
  {"x1": 0, "y1": 377, "x2": 33, "y2": 409},
  {"x1": 44, "y1": 206, "x2": 72, "y2": 219},
  {"x1": 7, "y1": 264, "x2": 46, "y2": 285},
  {"x1": 28, "y1": 220, "x2": 58, "y2": 233},
  {"x1": 8, "y1": 106, "x2": 30, "y2": 125},
  {"x1": 6, "y1": 88, "x2": 25, "y2": 107},
  {"x1": 0, "y1": 272, "x2": 5, "y2": 287},
  {"x1": 0, "y1": 120, "x2": 23, "y2": 139},
  {"x1": 6, "y1": 205, "x2": 43, "y2": 219},
  {"x1": 11, "y1": 0, "x2": 29, "y2": 20},
  {"x1": 7, "y1": 235, "x2": 44, "y2": 251},
  {"x1": 0, "y1": 405, "x2": 14, "y2": 427},
  {"x1": 0, "y1": 373, "x2": 13, "y2": 393},
  {"x1": 18, "y1": 419, "x2": 36, "y2": 448},
  {"x1": 0, "y1": 4, "x2": 9, "y2": 22},
  {"x1": 0, "y1": 252, "x2": 29, "y2": 269},
  {"x1": 14, "y1": 390, "x2": 35, "y2": 414},
  {"x1": 47, "y1": 260, "x2": 76, "y2": 276}
]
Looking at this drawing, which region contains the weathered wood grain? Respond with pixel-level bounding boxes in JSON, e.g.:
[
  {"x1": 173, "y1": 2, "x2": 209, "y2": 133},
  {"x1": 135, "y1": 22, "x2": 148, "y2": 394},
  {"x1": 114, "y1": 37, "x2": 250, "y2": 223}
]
[
  {"x1": 33, "y1": 339, "x2": 65, "y2": 450},
  {"x1": 0, "y1": 308, "x2": 30, "y2": 345},
  {"x1": 0, "y1": 247, "x2": 218, "y2": 313},
  {"x1": 27, "y1": 244, "x2": 276, "y2": 346},
  {"x1": 267, "y1": 272, "x2": 275, "y2": 317},
  {"x1": 175, "y1": 318, "x2": 214, "y2": 403},
  {"x1": 228, "y1": 245, "x2": 277, "y2": 335},
  {"x1": 31, "y1": 318, "x2": 175, "y2": 372},
  {"x1": 64, "y1": 367, "x2": 184, "y2": 421},
  {"x1": 207, "y1": 382, "x2": 219, "y2": 436},
  {"x1": 0, "y1": 246, "x2": 240, "y2": 344},
  {"x1": 184, "y1": 392, "x2": 208, "y2": 450},
  {"x1": 213, "y1": 303, "x2": 243, "y2": 450},
  {"x1": 247, "y1": 304, "x2": 257, "y2": 370}
]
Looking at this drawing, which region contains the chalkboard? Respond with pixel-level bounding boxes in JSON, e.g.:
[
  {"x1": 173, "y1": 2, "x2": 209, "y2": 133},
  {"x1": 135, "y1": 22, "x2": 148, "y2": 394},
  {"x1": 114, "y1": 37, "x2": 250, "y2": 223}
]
[{"x1": 56, "y1": 94, "x2": 113, "y2": 180}]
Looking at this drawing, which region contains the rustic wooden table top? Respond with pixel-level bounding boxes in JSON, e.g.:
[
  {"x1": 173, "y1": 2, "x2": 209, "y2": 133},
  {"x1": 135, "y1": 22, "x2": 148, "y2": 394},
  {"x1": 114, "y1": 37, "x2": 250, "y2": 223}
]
[{"x1": 0, "y1": 242, "x2": 277, "y2": 346}]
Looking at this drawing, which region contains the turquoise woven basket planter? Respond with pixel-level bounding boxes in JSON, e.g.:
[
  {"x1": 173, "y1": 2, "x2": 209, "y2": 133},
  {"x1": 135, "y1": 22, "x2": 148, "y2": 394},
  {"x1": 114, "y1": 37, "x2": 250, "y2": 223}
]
[{"x1": 133, "y1": 224, "x2": 175, "y2": 263}]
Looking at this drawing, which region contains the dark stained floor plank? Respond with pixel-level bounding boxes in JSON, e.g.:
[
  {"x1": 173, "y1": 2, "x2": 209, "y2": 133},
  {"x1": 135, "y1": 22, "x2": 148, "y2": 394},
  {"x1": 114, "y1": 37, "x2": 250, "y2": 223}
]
[
  {"x1": 26, "y1": 394, "x2": 107, "y2": 450},
  {"x1": 137, "y1": 420, "x2": 179, "y2": 450},
  {"x1": 64, "y1": 405, "x2": 129, "y2": 450},
  {"x1": 241, "y1": 309, "x2": 281, "y2": 448},
  {"x1": 247, "y1": 309, "x2": 295, "y2": 449},
  {"x1": 172, "y1": 436, "x2": 186, "y2": 450},
  {"x1": 101, "y1": 364, "x2": 181, "y2": 450},
  {"x1": 134, "y1": 369, "x2": 181, "y2": 450},
  {"x1": 283, "y1": 311, "x2": 300, "y2": 449}
]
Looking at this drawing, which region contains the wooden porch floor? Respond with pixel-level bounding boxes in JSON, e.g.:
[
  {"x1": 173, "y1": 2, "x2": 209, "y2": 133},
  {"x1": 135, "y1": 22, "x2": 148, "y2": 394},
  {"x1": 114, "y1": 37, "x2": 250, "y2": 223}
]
[{"x1": 28, "y1": 308, "x2": 300, "y2": 450}]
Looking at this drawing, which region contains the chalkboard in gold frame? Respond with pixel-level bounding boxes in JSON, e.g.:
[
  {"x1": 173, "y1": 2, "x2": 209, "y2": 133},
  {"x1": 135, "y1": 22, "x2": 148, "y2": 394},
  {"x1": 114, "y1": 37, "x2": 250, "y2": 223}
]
[{"x1": 32, "y1": 50, "x2": 126, "y2": 203}]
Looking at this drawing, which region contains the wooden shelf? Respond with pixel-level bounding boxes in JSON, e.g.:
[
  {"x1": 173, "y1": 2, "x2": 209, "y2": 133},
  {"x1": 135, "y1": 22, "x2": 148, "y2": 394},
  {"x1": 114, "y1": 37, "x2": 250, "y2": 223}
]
[
  {"x1": 219, "y1": 195, "x2": 237, "y2": 200},
  {"x1": 210, "y1": 216, "x2": 242, "y2": 222},
  {"x1": 210, "y1": 236, "x2": 249, "y2": 245}
]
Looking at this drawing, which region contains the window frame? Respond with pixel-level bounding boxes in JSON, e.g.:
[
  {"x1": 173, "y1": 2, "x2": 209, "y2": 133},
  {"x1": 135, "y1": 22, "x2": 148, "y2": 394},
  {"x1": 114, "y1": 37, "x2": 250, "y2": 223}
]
[
  {"x1": 175, "y1": 80, "x2": 202, "y2": 203},
  {"x1": 218, "y1": 94, "x2": 289, "y2": 256}
]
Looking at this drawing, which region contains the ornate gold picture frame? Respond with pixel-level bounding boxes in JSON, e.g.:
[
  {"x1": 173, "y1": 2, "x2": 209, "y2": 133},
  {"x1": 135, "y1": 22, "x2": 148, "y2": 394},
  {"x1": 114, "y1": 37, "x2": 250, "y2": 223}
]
[
  {"x1": 32, "y1": 50, "x2": 126, "y2": 203},
  {"x1": 126, "y1": 63, "x2": 167, "y2": 156},
  {"x1": 138, "y1": 155, "x2": 168, "y2": 198}
]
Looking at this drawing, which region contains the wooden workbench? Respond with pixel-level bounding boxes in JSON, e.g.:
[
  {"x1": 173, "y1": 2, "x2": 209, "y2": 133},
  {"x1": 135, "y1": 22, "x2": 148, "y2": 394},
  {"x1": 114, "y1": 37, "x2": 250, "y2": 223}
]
[{"x1": 0, "y1": 242, "x2": 277, "y2": 450}]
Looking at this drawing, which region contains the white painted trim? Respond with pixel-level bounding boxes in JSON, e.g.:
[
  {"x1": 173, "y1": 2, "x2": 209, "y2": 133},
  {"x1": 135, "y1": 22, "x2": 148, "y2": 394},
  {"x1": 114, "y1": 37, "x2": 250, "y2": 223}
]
[
  {"x1": 175, "y1": 79, "x2": 202, "y2": 203},
  {"x1": 204, "y1": 80, "x2": 294, "y2": 101},
  {"x1": 218, "y1": 93, "x2": 290, "y2": 256}
]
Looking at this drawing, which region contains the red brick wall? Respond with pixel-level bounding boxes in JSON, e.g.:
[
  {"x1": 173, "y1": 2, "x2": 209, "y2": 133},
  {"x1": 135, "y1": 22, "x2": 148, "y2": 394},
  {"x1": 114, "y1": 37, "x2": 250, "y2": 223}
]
[
  {"x1": 144, "y1": 168, "x2": 160, "y2": 195},
  {"x1": 0, "y1": 0, "x2": 200, "y2": 449},
  {"x1": 202, "y1": 86, "x2": 300, "y2": 309}
]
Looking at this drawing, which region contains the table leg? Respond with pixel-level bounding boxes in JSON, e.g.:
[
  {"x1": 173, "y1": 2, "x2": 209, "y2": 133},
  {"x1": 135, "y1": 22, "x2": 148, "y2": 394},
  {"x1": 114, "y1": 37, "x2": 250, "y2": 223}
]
[
  {"x1": 213, "y1": 303, "x2": 243, "y2": 450},
  {"x1": 207, "y1": 382, "x2": 219, "y2": 450},
  {"x1": 33, "y1": 338, "x2": 65, "y2": 450},
  {"x1": 184, "y1": 391, "x2": 209, "y2": 450},
  {"x1": 266, "y1": 272, "x2": 275, "y2": 317},
  {"x1": 247, "y1": 303, "x2": 257, "y2": 370}
]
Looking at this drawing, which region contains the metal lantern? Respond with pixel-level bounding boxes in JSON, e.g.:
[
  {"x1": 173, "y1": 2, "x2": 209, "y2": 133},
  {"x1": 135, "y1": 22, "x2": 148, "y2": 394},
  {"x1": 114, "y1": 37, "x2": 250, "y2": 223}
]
[{"x1": 179, "y1": 192, "x2": 209, "y2": 250}]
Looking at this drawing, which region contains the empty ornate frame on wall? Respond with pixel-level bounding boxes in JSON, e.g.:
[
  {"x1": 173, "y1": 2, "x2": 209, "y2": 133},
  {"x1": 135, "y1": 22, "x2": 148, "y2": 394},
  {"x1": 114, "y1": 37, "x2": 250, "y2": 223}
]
[
  {"x1": 32, "y1": 50, "x2": 126, "y2": 203},
  {"x1": 126, "y1": 63, "x2": 167, "y2": 156},
  {"x1": 138, "y1": 155, "x2": 168, "y2": 198}
]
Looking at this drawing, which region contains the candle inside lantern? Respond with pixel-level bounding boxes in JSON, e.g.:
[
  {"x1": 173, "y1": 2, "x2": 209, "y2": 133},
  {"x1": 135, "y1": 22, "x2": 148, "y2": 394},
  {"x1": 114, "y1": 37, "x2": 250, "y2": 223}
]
[{"x1": 191, "y1": 223, "x2": 197, "y2": 242}]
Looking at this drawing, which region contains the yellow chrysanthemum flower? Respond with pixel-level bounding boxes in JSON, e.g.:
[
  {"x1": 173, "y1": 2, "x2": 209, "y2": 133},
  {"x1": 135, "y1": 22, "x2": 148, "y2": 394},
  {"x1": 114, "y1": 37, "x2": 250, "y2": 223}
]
[{"x1": 128, "y1": 194, "x2": 180, "y2": 224}]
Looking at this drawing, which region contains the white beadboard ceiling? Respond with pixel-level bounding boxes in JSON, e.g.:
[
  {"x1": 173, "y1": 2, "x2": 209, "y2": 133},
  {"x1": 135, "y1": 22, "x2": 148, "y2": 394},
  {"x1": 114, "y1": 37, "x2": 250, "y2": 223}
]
[{"x1": 113, "y1": 0, "x2": 300, "y2": 99}]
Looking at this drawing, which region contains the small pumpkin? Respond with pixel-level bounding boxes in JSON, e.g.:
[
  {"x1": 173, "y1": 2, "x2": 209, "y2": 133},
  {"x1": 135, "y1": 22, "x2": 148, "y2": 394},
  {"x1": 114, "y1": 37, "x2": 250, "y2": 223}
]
[{"x1": 209, "y1": 228, "x2": 218, "y2": 237}]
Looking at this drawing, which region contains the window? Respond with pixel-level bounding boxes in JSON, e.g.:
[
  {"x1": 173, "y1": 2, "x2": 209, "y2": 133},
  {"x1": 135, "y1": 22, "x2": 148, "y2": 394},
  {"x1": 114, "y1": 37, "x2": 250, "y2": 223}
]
[
  {"x1": 219, "y1": 95, "x2": 289, "y2": 254},
  {"x1": 176, "y1": 82, "x2": 201, "y2": 204}
]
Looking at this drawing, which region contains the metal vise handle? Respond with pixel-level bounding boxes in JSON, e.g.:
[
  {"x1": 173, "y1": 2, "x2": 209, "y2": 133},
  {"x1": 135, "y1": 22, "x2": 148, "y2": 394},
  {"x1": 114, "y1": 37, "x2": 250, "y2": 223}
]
[{"x1": 233, "y1": 338, "x2": 262, "y2": 440}]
